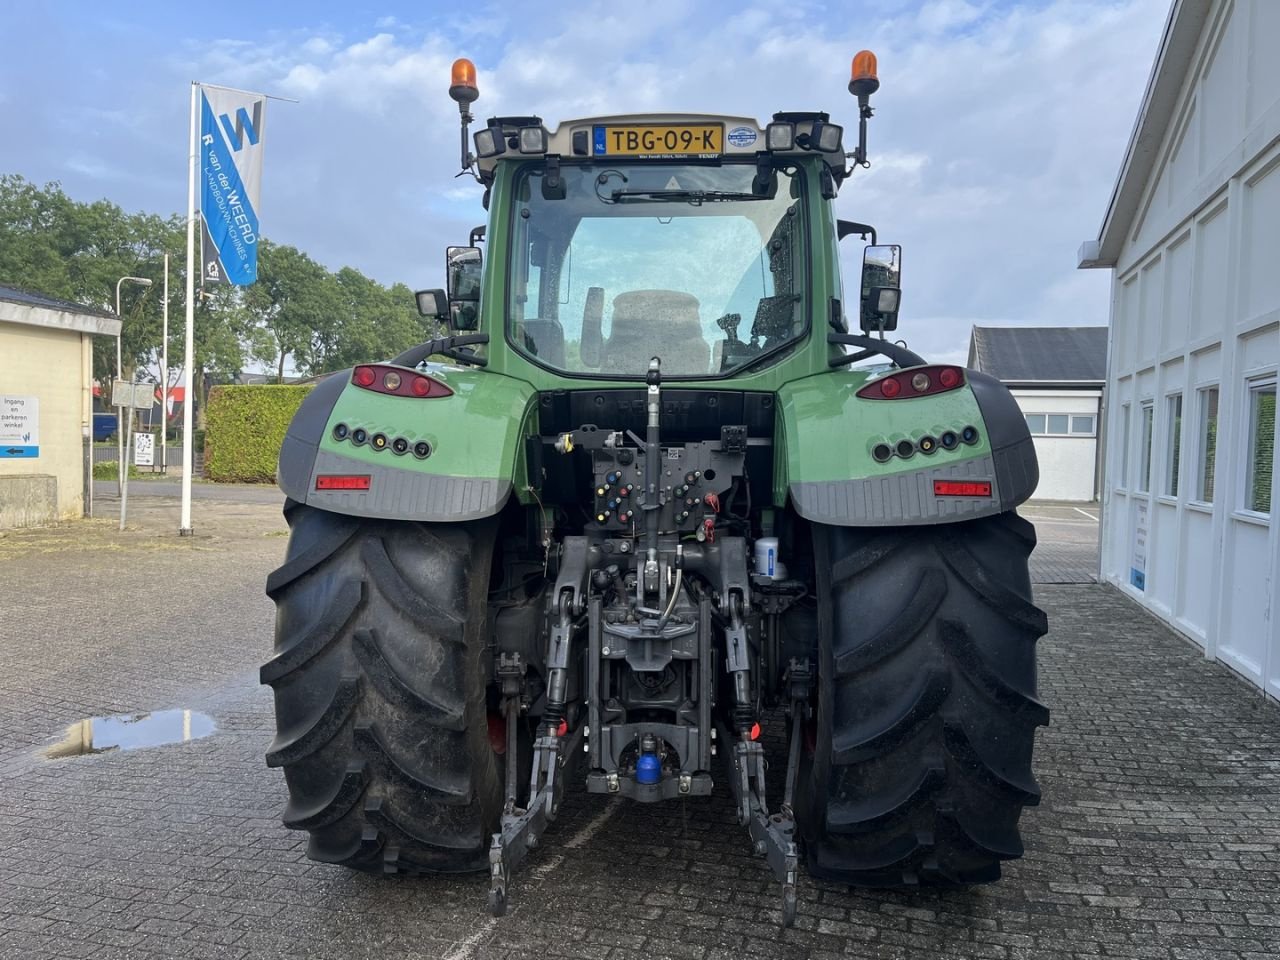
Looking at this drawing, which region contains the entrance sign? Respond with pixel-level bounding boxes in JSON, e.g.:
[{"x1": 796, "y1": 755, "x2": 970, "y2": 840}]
[{"x1": 0, "y1": 395, "x2": 38, "y2": 458}]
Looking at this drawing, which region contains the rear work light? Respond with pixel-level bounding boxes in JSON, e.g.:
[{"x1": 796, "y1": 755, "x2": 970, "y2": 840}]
[
  {"x1": 351, "y1": 364, "x2": 453, "y2": 399},
  {"x1": 316, "y1": 474, "x2": 371, "y2": 491},
  {"x1": 933, "y1": 480, "x2": 992, "y2": 497},
  {"x1": 857, "y1": 365, "x2": 966, "y2": 400}
]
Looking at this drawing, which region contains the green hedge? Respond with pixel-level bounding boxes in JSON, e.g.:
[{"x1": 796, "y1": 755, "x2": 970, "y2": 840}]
[
  {"x1": 205, "y1": 384, "x2": 313, "y2": 483},
  {"x1": 92, "y1": 460, "x2": 141, "y2": 480}
]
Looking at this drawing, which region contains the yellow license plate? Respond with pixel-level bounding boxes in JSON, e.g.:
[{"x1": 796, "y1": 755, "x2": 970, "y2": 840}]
[{"x1": 592, "y1": 124, "x2": 723, "y2": 157}]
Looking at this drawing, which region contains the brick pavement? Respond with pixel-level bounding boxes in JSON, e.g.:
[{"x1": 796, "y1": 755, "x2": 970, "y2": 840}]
[{"x1": 1, "y1": 499, "x2": 1277, "y2": 959}]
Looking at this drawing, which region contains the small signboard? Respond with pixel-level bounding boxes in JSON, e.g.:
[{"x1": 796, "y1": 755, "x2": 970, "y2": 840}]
[
  {"x1": 134, "y1": 433, "x2": 155, "y2": 466},
  {"x1": 0, "y1": 395, "x2": 39, "y2": 458},
  {"x1": 1130, "y1": 498, "x2": 1149, "y2": 591},
  {"x1": 111, "y1": 380, "x2": 155, "y2": 410}
]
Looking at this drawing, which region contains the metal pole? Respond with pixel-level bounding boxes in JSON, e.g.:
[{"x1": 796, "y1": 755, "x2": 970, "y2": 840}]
[
  {"x1": 115, "y1": 279, "x2": 124, "y2": 498},
  {"x1": 120, "y1": 405, "x2": 132, "y2": 531},
  {"x1": 113, "y1": 275, "x2": 152, "y2": 496},
  {"x1": 161, "y1": 253, "x2": 169, "y2": 475},
  {"x1": 181, "y1": 82, "x2": 198, "y2": 536},
  {"x1": 82, "y1": 423, "x2": 92, "y2": 518}
]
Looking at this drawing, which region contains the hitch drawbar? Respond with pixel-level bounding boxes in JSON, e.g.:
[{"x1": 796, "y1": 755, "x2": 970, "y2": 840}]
[{"x1": 486, "y1": 659, "x2": 814, "y2": 927}]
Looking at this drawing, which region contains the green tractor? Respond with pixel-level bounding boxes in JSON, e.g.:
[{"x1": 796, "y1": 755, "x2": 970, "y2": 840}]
[{"x1": 261, "y1": 52, "x2": 1048, "y2": 926}]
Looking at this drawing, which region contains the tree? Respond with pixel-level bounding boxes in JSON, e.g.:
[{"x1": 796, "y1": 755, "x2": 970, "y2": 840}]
[{"x1": 1, "y1": 174, "x2": 438, "y2": 398}]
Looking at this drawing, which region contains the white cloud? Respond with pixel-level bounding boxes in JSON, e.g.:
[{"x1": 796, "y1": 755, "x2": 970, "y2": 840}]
[{"x1": 2, "y1": 0, "x2": 1167, "y2": 361}]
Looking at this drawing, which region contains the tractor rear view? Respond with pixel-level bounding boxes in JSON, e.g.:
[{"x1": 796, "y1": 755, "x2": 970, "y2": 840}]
[{"x1": 261, "y1": 52, "x2": 1048, "y2": 926}]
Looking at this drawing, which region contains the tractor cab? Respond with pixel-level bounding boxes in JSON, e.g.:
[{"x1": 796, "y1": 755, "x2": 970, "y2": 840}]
[{"x1": 417, "y1": 54, "x2": 904, "y2": 384}]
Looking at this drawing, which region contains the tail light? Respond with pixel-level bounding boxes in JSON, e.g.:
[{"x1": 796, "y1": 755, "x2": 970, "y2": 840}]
[
  {"x1": 352, "y1": 364, "x2": 453, "y2": 399},
  {"x1": 858, "y1": 365, "x2": 965, "y2": 400}
]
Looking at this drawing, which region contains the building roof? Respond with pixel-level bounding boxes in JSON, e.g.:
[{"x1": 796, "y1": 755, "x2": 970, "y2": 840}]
[
  {"x1": 968, "y1": 326, "x2": 1108, "y2": 385},
  {"x1": 1078, "y1": 0, "x2": 1212, "y2": 269},
  {"x1": 0, "y1": 283, "x2": 121, "y2": 337}
]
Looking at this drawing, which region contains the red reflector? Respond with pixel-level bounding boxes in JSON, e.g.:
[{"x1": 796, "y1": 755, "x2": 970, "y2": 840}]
[
  {"x1": 750, "y1": 722, "x2": 761, "y2": 741},
  {"x1": 556, "y1": 719, "x2": 568, "y2": 737},
  {"x1": 933, "y1": 480, "x2": 992, "y2": 497},
  {"x1": 316, "y1": 474, "x2": 371, "y2": 491}
]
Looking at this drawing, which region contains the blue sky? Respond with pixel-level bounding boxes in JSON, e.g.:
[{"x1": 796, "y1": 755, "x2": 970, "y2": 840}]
[{"x1": 0, "y1": 0, "x2": 1169, "y2": 365}]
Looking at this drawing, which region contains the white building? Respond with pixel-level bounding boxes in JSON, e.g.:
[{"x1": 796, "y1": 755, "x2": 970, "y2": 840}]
[
  {"x1": 968, "y1": 326, "x2": 1107, "y2": 502},
  {"x1": 0, "y1": 285, "x2": 121, "y2": 528},
  {"x1": 1079, "y1": 0, "x2": 1278, "y2": 698}
]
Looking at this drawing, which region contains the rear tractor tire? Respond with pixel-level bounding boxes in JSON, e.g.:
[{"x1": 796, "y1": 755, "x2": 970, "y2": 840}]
[
  {"x1": 261, "y1": 501, "x2": 503, "y2": 874},
  {"x1": 802, "y1": 511, "x2": 1049, "y2": 886}
]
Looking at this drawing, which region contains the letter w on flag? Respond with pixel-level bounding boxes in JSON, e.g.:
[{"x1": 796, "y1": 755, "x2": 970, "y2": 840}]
[{"x1": 219, "y1": 101, "x2": 263, "y2": 151}]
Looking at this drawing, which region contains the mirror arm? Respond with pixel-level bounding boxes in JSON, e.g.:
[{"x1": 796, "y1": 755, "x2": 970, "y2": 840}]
[
  {"x1": 827, "y1": 333, "x2": 922, "y2": 369},
  {"x1": 390, "y1": 333, "x2": 490, "y2": 368},
  {"x1": 837, "y1": 220, "x2": 877, "y2": 245}
]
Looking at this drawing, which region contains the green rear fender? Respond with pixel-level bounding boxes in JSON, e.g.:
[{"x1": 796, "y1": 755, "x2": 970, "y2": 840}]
[
  {"x1": 277, "y1": 365, "x2": 537, "y2": 521},
  {"x1": 775, "y1": 368, "x2": 1038, "y2": 526}
]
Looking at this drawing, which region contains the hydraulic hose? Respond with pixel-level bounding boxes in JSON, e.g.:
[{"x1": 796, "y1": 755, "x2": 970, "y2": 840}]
[{"x1": 643, "y1": 358, "x2": 662, "y2": 597}]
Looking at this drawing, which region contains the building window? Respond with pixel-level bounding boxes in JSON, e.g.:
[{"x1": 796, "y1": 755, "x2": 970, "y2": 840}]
[
  {"x1": 1196, "y1": 386, "x2": 1218, "y2": 503},
  {"x1": 1138, "y1": 401, "x2": 1154, "y2": 493},
  {"x1": 1163, "y1": 394, "x2": 1182, "y2": 497},
  {"x1": 1025, "y1": 413, "x2": 1097, "y2": 436},
  {"x1": 1120, "y1": 403, "x2": 1131, "y2": 489},
  {"x1": 1244, "y1": 377, "x2": 1275, "y2": 516}
]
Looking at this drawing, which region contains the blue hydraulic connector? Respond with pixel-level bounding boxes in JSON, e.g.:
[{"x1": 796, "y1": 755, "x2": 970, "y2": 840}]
[{"x1": 635, "y1": 752, "x2": 661, "y2": 784}]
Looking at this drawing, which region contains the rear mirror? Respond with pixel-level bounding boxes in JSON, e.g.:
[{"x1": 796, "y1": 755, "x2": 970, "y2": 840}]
[
  {"x1": 415, "y1": 289, "x2": 447, "y2": 319},
  {"x1": 860, "y1": 244, "x2": 901, "y2": 333},
  {"x1": 450, "y1": 301, "x2": 480, "y2": 331},
  {"x1": 446, "y1": 246, "x2": 482, "y2": 302}
]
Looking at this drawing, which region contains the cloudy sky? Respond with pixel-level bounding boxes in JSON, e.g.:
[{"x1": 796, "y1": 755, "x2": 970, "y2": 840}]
[{"x1": 0, "y1": 0, "x2": 1169, "y2": 366}]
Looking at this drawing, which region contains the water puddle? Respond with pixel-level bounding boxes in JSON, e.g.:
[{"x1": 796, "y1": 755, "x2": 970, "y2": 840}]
[{"x1": 46, "y1": 709, "x2": 215, "y2": 758}]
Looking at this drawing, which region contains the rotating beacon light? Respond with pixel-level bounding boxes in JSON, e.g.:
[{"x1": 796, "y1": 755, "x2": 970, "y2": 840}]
[
  {"x1": 848, "y1": 49, "x2": 879, "y2": 167},
  {"x1": 449, "y1": 58, "x2": 480, "y2": 174}
]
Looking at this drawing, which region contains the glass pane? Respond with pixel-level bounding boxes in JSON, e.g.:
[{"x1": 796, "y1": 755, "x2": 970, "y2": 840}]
[
  {"x1": 507, "y1": 162, "x2": 804, "y2": 378},
  {"x1": 1246, "y1": 382, "x2": 1275, "y2": 514},
  {"x1": 1120, "y1": 404, "x2": 1131, "y2": 489},
  {"x1": 1025, "y1": 414, "x2": 1046, "y2": 434},
  {"x1": 1071, "y1": 415, "x2": 1095, "y2": 434},
  {"x1": 1164, "y1": 394, "x2": 1182, "y2": 497},
  {"x1": 1139, "y1": 403, "x2": 1154, "y2": 493},
  {"x1": 1047, "y1": 414, "x2": 1069, "y2": 434},
  {"x1": 1198, "y1": 387, "x2": 1218, "y2": 503}
]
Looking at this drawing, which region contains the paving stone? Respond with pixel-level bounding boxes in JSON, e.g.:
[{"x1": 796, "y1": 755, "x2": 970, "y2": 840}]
[{"x1": 0, "y1": 497, "x2": 1277, "y2": 959}]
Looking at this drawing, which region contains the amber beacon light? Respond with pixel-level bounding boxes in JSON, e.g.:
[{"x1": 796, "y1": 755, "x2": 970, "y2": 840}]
[
  {"x1": 849, "y1": 50, "x2": 879, "y2": 97},
  {"x1": 450, "y1": 58, "x2": 479, "y2": 104}
]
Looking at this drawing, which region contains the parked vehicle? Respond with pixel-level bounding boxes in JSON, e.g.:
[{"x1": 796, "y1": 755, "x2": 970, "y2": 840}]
[
  {"x1": 262, "y1": 52, "x2": 1048, "y2": 926},
  {"x1": 92, "y1": 412, "x2": 117, "y2": 442}
]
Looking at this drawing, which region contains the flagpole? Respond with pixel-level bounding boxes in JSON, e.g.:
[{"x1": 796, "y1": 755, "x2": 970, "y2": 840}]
[
  {"x1": 161, "y1": 252, "x2": 168, "y2": 475},
  {"x1": 180, "y1": 82, "x2": 198, "y2": 536}
]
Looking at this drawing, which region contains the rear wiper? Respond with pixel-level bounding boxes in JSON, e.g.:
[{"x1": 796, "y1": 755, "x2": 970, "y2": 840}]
[{"x1": 608, "y1": 189, "x2": 763, "y2": 205}]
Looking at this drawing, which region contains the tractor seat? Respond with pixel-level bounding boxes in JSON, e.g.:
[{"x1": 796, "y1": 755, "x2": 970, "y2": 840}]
[{"x1": 602, "y1": 290, "x2": 709, "y2": 376}]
